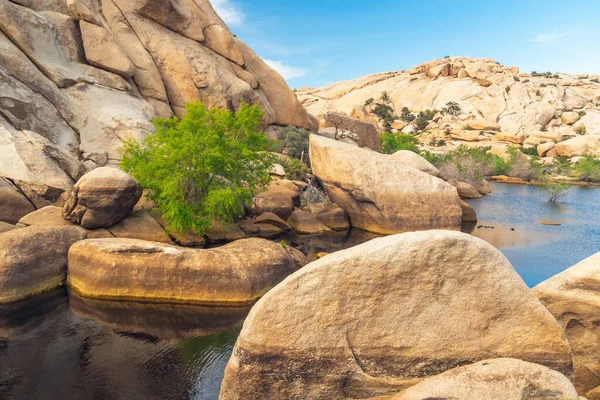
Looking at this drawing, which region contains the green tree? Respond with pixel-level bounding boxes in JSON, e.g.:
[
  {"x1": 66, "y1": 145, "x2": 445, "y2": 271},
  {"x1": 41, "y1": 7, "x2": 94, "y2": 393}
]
[
  {"x1": 379, "y1": 132, "x2": 419, "y2": 154},
  {"x1": 574, "y1": 156, "x2": 600, "y2": 182},
  {"x1": 120, "y1": 102, "x2": 273, "y2": 235},
  {"x1": 400, "y1": 107, "x2": 416, "y2": 122},
  {"x1": 372, "y1": 92, "x2": 396, "y2": 132},
  {"x1": 440, "y1": 101, "x2": 461, "y2": 116}
]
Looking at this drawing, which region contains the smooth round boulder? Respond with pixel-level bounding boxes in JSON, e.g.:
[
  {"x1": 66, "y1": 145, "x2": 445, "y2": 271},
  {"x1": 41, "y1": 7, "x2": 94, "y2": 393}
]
[
  {"x1": 0, "y1": 225, "x2": 87, "y2": 303},
  {"x1": 391, "y1": 150, "x2": 441, "y2": 178},
  {"x1": 287, "y1": 210, "x2": 332, "y2": 235},
  {"x1": 68, "y1": 238, "x2": 298, "y2": 305},
  {"x1": 387, "y1": 358, "x2": 579, "y2": 400},
  {"x1": 452, "y1": 181, "x2": 483, "y2": 199},
  {"x1": 534, "y1": 252, "x2": 600, "y2": 397},
  {"x1": 316, "y1": 208, "x2": 350, "y2": 231},
  {"x1": 62, "y1": 167, "x2": 142, "y2": 229},
  {"x1": 220, "y1": 231, "x2": 572, "y2": 400},
  {"x1": 309, "y1": 135, "x2": 462, "y2": 234}
]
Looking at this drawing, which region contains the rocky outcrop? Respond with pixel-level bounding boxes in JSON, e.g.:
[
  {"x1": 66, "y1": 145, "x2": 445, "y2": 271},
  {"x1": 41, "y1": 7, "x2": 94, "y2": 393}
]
[
  {"x1": 386, "y1": 359, "x2": 579, "y2": 400},
  {"x1": 220, "y1": 231, "x2": 571, "y2": 400},
  {"x1": 106, "y1": 210, "x2": 172, "y2": 243},
  {"x1": 390, "y1": 150, "x2": 441, "y2": 177},
  {"x1": 309, "y1": 135, "x2": 462, "y2": 234},
  {"x1": 18, "y1": 206, "x2": 113, "y2": 238},
  {"x1": 321, "y1": 112, "x2": 381, "y2": 151},
  {"x1": 62, "y1": 167, "x2": 142, "y2": 229},
  {"x1": 0, "y1": 225, "x2": 86, "y2": 303},
  {"x1": 534, "y1": 252, "x2": 600, "y2": 398},
  {"x1": 0, "y1": 0, "x2": 314, "y2": 194},
  {"x1": 0, "y1": 177, "x2": 35, "y2": 224},
  {"x1": 287, "y1": 210, "x2": 332, "y2": 235},
  {"x1": 298, "y1": 57, "x2": 600, "y2": 158},
  {"x1": 251, "y1": 180, "x2": 300, "y2": 220},
  {"x1": 68, "y1": 238, "x2": 298, "y2": 304}
]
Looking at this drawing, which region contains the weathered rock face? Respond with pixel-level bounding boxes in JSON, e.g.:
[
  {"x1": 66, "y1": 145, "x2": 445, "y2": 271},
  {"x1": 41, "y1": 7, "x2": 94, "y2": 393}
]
[
  {"x1": 63, "y1": 167, "x2": 142, "y2": 229},
  {"x1": 0, "y1": 225, "x2": 86, "y2": 303},
  {"x1": 386, "y1": 358, "x2": 579, "y2": 400},
  {"x1": 18, "y1": 206, "x2": 113, "y2": 238},
  {"x1": 220, "y1": 231, "x2": 571, "y2": 400},
  {"x1": 68, "y1": 238, "x2": 298, "y2": 304},
  {"x1": 534, "y1": 252, "x2": 600, "y2": 398},
  {"x1": 287, "y1": 210, "x2": 332, "y2": 235},
  {"x1": 390, "y1": 150, "x2": 441, "y2": 177},
  {"x1": 321, "y1": 112, "x2": 381, "y2": 151},
  {"x1": 251, "y1": 180, "x2": 300, "y2": 220},
  {"x1": 0, "y1": 0, "x2": 314, "y2": 192},
  {"x1": 0, "y1": 177, "x2": 35, "y2": 224},
  {"x1": 298, "y1": 57, "x2": 600, "y2": 156},
  {"x1": 309, "y1": 135, "x2": 462, "y2": 234}
]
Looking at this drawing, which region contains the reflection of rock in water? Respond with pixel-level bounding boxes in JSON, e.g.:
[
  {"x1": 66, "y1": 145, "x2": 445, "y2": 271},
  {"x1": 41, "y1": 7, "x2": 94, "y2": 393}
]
[
  {"x1": 462, "y1": 221, "x2": 556, "y2": 249},
  {"x1": 70, "y1": 293, "x2": 250, "y2": 339},
  {"x1": 0, "y1": 292, "x2": 241, "y2": 400},
  {"x1": 282, "y1": 228, "x2": 383, "y2": 262}
]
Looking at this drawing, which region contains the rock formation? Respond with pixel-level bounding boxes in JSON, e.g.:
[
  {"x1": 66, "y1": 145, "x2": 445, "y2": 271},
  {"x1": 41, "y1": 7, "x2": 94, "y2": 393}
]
[
  {"x1": 68, "y1": 237, "x2": 299, "y2": 304},
  {"x1": 534, "y1": 252, "x2": 600, "y2": 398},
  {"x1": 0, "y1": 225, "x2": 87, "y2": 303},
  {"x1": 309, "y1": 135, "x2": 462, "y2": 234},
  {"x1": 298, "y1": 57, "x2": 600, "y2": 160},
  {"x1": 220, "y1": 231, "x2": 572, "y2": 400},
  {"x1": 0, "y1": 0, "x2": 315, "y2": 209},
  {"x1": 384, "y1": 358, "x2": 579, "y2": 400}
]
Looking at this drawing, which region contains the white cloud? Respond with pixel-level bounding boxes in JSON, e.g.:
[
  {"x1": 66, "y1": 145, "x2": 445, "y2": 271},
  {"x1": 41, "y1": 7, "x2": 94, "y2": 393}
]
[
  {"x1": 264, "y1": 59, "x2": 307, "y2": 80},
  {"x1": 532, "y1": 32, "x2": 569, "y2": 44},
  {"x1": 212, "y1": 0, "x2": 244, "y2": 26}
]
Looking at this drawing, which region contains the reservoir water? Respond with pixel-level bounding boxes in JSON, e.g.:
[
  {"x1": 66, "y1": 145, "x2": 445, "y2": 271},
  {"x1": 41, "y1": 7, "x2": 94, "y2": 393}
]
[{"x1": 2, "y1": 181, "x2": 599, "y2": 400}]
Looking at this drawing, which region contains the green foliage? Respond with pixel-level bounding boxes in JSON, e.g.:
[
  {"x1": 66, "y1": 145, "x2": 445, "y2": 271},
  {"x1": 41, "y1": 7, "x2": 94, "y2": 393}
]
[
  {"x1": 444, "y1": 55, "x2": 450, "y2": 59},
  {"x1": 279, "y1": 240, "x2": 287, "y2": 248},
  {"x1": 440, "y1": 101, "x2": 461, "y2": 116},
  {"x1": 578, "y1": 110, "x2": 587, "y2": 117},
  {"x1": 400, "y1": 107, "x2": 416, "y2": 122},
  {"x1": 574, "y1": 156, "x2": 600, "y2": 182},
  {"x1": 371, "y1": 92, "x2": 396, "y2": 133},
  {"x1": 280, "y1": 126, "x2": 310, "y2": 161},
  {"x1": 280, "y1": 157, "x2": 311, "y2": 181},
  {"x1": 521, "y1": 146, "x2": 539, "y2": 156},
  {"x1": 513, "y1": 76, "x2": 520, "y2": 82},
  {"x1": 379, "y1": 132, "x2": 419, "y2": 154},
  {"x1": 414, "y1": 109, "x2": 437, "y2": 132},
  {"x1": 364, "y1": 98, "x2": 374, "y2": 107},
  {"x1": 576, "y1": 126, "x2": 587, "y2": 135},
  {"x1": 505, "y1": 85, "x2": 511, "y2": 94},
  {"x1": 120, "y1": 101, "x2": 273, "y2": 235},
  {"x1": 540, "y1": 181, "x2": 570, "y2": 203}
]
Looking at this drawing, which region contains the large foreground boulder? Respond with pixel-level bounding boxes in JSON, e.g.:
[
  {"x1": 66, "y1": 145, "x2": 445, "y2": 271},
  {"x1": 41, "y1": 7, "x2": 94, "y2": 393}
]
[
  {"x1": 386, "y1": 358, "x2": 578, "y2": 400},
  {"x1": 534, "y1": 252, "x2": 600, "y2": 398},
  {"x1": 62, "y1": 167, "x2": 142, "y2": 229},
  {"x1": 68, "y1": 238, "x2": 298, "y2": 304},
  {"x1": 220, "y1": 231, "x2": 571, "y2": 400},
  {"x1": 0, "y1": 225, "x2": 86, "y2": 303},
  {"x1": 309, "y1": 135, "x2": 462, "y2": 234}
]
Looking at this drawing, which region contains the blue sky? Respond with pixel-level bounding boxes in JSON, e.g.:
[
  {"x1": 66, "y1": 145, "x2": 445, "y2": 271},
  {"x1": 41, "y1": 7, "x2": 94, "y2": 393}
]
[{"x1": 212, "y1": 0, "x2": 600, "y2": 88}]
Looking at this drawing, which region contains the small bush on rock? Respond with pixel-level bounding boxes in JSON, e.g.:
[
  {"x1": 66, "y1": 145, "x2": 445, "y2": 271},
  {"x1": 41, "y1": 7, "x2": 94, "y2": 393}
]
[
  {"x1": 121, "y1": 102, "x2": 273, "y2": 235},
  {"x1": 441, "y1": 101, "x2": 461, "y2": 116},
  {"x1": 379, "y1": 132, "x2": 419, "y2": 154},
  {"x1": 280, "y1": 157, "x2": 311, "y2": 181},
  {"x1": 574, "y1": 156, "x2": 600, "y2": 182},
  {"x1": 280, "y1": 126, "x2": 310, "y2": 162}
]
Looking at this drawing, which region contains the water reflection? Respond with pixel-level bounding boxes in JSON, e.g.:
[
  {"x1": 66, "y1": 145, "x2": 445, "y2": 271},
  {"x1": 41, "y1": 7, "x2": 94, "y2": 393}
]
[
  {"x1": 0, "y1": 292, "x2": 247, "y2": 400},
  {"x1": 466, "y1": 182, "x2": 600, "y2": 287}
]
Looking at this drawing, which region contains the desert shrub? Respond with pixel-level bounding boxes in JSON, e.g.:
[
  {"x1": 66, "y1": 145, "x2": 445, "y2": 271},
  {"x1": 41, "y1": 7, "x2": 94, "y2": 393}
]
[
  {"x1": 505, "y1": 86, "x2": 511, "y2": 94},
  {"x1": 379, "y1": 132, "x2": 419, "y2": 154},
  {"x1": 440, "y1": 101, "x2": 461, "y2": 116},
  {"x1": 574, "y1": 156, "x2": 600, "y2": 182},
  {"x1": 280, "y1": 126, "x2": 310, "y2": 162},
  {"x1": 506, "y1": 146, "x2": 534, "y2": 181},
  {"x1": 280, "y1": 157, "x2": 311, "y2": 181},
  {"x1": 364, "y1": 98, "x2": 374, "y2": 107},
  {"x1": 444, "y1": 55, "x2": 450, "y2": 59},
  {"x1": 578, "y1": 110, "x2": 587, "y2": 117},
  {"x1": 400, "y1": 107, "x2": 416, "y2": 122},
  {"x1": 521, "y1": 146, "x2": 539, "y2": 156},
  {"x1": 513, "y1": 76, "x2": 520, "y2": 82},
  {"x1": 120, "y1": 101, "x2": 273, "y2": 235},
  {"x1": 575, "y1": 126, "x2": 587, "y2": 135}
]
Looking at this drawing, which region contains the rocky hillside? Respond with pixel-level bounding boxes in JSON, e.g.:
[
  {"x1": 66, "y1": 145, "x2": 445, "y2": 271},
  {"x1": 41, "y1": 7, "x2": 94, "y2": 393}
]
[
  {"x1": 298, "y1": 57, "x2": 600, "y2": 158},
  {"x1": 0, "y1": 0, "x2": 315, "y2": 199}
]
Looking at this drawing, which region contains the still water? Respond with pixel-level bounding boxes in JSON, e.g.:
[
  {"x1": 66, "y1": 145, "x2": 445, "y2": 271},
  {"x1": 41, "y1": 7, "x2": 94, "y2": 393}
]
[
  {"x1": 2, "y1": 181, "x2": 599, "y2": 400},
  {"x1": 465, "y1": 181, "x2": 600, "y2": 287}
]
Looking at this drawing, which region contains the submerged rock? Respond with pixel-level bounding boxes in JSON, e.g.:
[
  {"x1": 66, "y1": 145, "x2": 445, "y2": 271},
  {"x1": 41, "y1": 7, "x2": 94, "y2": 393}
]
[
  {"x1": 68, "y1": 238, "x2": 298, "y2": 305},
  {"x1": 309, "y1": 135, "x2": 462, "y2": 234},
  {"x1": 0, "y1": 225, "x2": 86, "y2": 303},
  {"x1": 385, "y1": 358, "x2": 578, "y2": 400},
  {"x1": 62, "y1": 167, "x2": 142, "y2": 229},
  {"x1": 220, "y1": 231, "x2": 571, "y2": 400},
  {"x1": 534, "y1": 252, "x2": 600, "y2": 398}
]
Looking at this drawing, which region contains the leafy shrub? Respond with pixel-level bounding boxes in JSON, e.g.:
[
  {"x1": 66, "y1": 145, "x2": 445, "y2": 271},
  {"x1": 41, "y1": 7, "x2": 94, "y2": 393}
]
[
  {"x1": 414, "y1": 109, "x2": 437, "y2": 132},
  {"x1": 505, "y1": 86, "x2": 511, "y2": 94},
  {"x1": 444, "y1": 55, "x2": 450, "y2": 59},
  {"x1": 280, "y1": 126, "x2": 310, "y2": 162},
  {"x1": 379, "y1": 132, "x2": 419, "y2": 154},
  {"x1": 578, "y1": 110, "x2": 587, "y2": 117},
  {"x1": 576, "y1": 126, "x2": 587, "y2": 135},
  {"x1": 400, "y1": 107, "x2": 416, "y2": 122},
  {"x1": 120, "y1": 102, "x2": 273, "y2": 235},
  {"x1": 521, "y1": 146, "x2": 539, "y2": 156},
  {"x1": 440, "y1": 101, "x2": 461, "y2": 116},
  {"x1": 574, "y1": 156, "x2": 600, "y2": 182},
  {"x1": 540, "y1": 181, "x2": 570, "y2": 203},
  {"x1": 280, "y1": 157, "x2": 311, "y2": 181},
  {"x1": 513, "y1": 76, "x2": 520, "y2": 82},
  {"x1": 364, "y1": 98, "x2": 374, "y2": 107}
]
